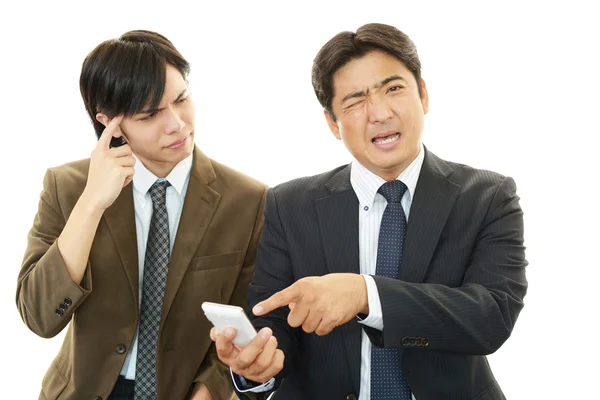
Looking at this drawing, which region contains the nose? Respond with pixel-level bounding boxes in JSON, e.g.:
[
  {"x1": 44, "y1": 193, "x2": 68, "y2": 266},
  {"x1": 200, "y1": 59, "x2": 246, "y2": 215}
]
[
  {"x1": 367, "y1": 95, "x2": 393, "y2": 124},
  {"x1": 164, "y1": 105, "x2": 185, "y2": 135}
]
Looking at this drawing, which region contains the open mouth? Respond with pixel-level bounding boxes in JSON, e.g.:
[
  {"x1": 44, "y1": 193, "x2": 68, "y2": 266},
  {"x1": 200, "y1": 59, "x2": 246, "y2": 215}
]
[{"x1": 372, "y1": 133, "x2": 400, "y2": 145}]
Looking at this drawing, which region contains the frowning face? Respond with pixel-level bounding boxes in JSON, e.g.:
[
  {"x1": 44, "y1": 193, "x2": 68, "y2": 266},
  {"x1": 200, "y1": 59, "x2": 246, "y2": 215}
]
[
  {"x1": 326, "y1": 50, "x2": 429, "y2": 181},
  {"x1": 103, "y1": 64, "x2": 195, "y2": 177}
]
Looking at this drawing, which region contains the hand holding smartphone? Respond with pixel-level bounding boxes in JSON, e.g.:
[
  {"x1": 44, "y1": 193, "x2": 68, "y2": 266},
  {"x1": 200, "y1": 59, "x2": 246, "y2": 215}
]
[{"x1": 202, "y1": 302, "x2": 257, "y2": 346}]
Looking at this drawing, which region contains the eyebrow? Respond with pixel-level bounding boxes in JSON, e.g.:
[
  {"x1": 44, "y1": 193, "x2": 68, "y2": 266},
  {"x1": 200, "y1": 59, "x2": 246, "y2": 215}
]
[
  {"x1": 139, "y1": 88, "x2": 188, "y2": 115},
  {"x1": 341, "y1": 75, "x2": 407, "y2": 105}
]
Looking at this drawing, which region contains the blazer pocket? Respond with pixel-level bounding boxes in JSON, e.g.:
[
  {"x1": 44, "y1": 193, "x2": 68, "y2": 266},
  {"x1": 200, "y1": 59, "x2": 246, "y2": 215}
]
[
  {"x1": 41, "y1": 359, "x2": 67, "y2": 399},
  {"x1": 190, "y1": 251, "x2": 242, "y2": 271}
]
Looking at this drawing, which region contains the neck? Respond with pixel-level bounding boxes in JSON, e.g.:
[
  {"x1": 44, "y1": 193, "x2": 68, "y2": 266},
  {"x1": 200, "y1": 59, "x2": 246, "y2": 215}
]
[
  {"x1": 377, "y1": 169, "x2": 404, "y2": 182},
  {"x1": 373, "y1": 145, "x2": 421, "y2": 181},
  {"x1": 141, "y1": 159, "x2": 177, "y2": 179}
]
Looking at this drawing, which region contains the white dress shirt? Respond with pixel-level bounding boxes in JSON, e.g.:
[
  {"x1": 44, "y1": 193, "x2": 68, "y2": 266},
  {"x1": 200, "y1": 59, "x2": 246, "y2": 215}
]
[
  {"x1": 120, "y1": 152, "x2": 193, "y2": 379},
  {"x1": 353, "y1": 144, "x2": 424, "y2": 400}
]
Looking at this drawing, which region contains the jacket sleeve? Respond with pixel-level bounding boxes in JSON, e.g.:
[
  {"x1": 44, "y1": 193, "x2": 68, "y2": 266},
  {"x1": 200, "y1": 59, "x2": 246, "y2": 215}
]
[
  {"x1": 15, "y1": 168, "x2": 92, "y2": 339},
  {"x1": 366, "y1": 176, "x2": 528, "y2": 355}
]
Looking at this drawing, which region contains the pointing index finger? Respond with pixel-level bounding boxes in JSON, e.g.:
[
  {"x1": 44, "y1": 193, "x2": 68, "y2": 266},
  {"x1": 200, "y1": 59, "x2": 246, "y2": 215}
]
[
  {"x1": 253, "y1": 284, "x2": 302, "y2": 316},
  {"x1": 99, "y1": 115, "x2": 124, "y2": 149}
]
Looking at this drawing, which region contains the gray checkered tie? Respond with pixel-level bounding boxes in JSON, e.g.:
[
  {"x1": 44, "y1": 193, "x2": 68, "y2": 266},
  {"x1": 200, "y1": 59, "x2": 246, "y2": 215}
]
[{"x1": 135, "y1": 180, "x2": 171, "y2": 399}]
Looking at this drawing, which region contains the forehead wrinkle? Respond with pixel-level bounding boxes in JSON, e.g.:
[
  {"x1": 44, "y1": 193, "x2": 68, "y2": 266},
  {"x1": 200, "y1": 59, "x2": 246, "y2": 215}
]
[{"x1": 140, "y1": 86, "x2": 188, "y2": 115}]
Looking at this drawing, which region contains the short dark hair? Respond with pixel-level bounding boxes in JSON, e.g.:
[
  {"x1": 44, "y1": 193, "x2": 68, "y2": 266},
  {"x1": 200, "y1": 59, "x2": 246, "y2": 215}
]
[
  {"x1": 80, "y1": 30, "x2": 190, "y2": 138},
  {"x1": 312, "y1": 23, "x2": 422, "y2": 120}
]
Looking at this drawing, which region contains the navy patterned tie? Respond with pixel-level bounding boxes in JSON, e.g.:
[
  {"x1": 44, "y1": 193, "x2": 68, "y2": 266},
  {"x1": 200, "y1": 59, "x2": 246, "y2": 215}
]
[
  {"x1": 371, "y1": 180, "x2": 412, "y2": 399},
  {"x1": 135, "y1": 180, "x2": 171, "y2": 399}
]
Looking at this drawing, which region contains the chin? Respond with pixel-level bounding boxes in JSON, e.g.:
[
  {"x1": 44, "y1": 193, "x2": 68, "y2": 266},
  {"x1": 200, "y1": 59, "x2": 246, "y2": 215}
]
[
  {"x1": 175, "y1": 150, "x2": 192, "y2": 163},
  {"x1": 183, "y1": 143, "x2": 194, "y2": 154},
  {"x1": 375, "y1": 154, "x2": 407, "y2": 167}
]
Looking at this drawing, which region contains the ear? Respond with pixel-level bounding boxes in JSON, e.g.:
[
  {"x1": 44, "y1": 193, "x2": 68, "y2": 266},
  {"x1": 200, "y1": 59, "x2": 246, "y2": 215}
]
[
  {"x1": 420, "y1": 79, "x2": 429, "y2": 114},
  {"x1": 324, "y1": 109, "x2": 342, "y2": 141},
  {"x1": 96, "y1": 112, "x2": 126, "y2": 139},
  {"x1": 96, "y1": 113, "x2": 111, "y2": 128}
]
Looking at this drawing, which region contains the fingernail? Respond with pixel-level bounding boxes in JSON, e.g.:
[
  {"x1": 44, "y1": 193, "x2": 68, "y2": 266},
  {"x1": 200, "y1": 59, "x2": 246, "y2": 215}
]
[
  {"x1": 224, "y1": 328, "x2": 235, "y2": 338},
  {"x1": 259, "y1": 327, "x2": 272, "y2": 339},
  {"x1": 253, "y1": 305, "x2": 263, "y2": 314}
]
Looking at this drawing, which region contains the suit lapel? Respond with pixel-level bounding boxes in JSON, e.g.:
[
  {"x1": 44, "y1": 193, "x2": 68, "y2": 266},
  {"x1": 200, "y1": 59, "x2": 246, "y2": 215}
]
[
  {"x1": 314, "y1": 165, "x2": 361, "y2": 392},
  {"x1": 315, "y1": 166, "x2": 360, "y2": 276},
  {"x1": 103, "y1": 184, "x2": 139, "y2": 306},
  {"x1": 400, "y1": 149, "x2": 461, "y2": 283},
  {"x1": 160, "y1": 147, "x2": 221, "y2": 329}
]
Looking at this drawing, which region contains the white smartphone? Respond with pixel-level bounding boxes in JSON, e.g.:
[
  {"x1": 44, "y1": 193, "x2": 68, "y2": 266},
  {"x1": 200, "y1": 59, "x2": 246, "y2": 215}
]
[{"x1": 202, "y1": 302, "x2": 257, "y2": 346}]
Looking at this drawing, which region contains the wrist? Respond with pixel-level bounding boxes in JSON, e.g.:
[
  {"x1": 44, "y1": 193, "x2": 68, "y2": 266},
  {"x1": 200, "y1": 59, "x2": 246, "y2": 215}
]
[
  {"x1": 358, "y1": 275, "x2": 369, "y2": 314},
  {"x1": 79, "y1": 190, "x2": 106, "y2": 216}
]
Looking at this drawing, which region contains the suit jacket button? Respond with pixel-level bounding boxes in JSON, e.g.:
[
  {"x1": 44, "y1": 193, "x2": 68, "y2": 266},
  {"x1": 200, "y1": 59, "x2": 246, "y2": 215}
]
[
  {"x1": 55, "y1": 308, "x2": 64, "y2": 317},
  {"x1": 116, "y1": 344, "x2": 127, "y2": 354},
  {"x1": 423, "y1": 338, "x2": 429, "y2": 346},
  {"x1": 402, "y1": 337, "x2": 409, "y2": 346},
  {"x1": 64, "y1": 297, "x2": 72, "y2": 306},
  {"x1": 59, "y1": 302, "x2": 68, "y2": 310},
  {"x1": 346, "y1": 393, "x2": 357, "y2": 400}
]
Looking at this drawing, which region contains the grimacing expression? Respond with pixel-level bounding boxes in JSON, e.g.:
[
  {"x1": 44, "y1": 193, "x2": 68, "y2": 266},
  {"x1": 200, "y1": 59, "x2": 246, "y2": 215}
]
[
  {"x1": 99, "y1": 64, "x2": 195, "y2": 177},
  {"x1": 325, "y1": 50, "x2": 429, "y2": 181}
]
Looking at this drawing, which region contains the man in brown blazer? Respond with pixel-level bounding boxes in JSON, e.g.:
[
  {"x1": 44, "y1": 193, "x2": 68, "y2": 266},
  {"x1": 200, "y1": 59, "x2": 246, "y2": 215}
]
[{"x1": 16, "y1": 30, "x2": 267, "y2": 400}]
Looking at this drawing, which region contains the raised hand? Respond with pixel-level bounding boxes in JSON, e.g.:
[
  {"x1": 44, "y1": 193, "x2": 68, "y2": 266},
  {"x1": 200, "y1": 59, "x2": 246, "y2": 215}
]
[{"x1": 82, "y1": 115, "x2": 135, "y2": 210}]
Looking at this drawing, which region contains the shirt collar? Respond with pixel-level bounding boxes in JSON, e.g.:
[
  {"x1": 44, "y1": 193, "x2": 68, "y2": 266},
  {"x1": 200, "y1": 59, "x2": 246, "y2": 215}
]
[
  {"x1": 350, "y1": 143, "x2": 425, "y2": 209},
  {"x1": 132, "y1": 152, "x2": 193, "y2": 199}
]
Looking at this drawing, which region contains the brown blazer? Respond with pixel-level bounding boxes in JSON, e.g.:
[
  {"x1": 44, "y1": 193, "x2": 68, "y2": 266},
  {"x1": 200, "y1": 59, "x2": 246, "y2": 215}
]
[{"x1": 16, "y1": 147, "x2": 267, "y2": 400}]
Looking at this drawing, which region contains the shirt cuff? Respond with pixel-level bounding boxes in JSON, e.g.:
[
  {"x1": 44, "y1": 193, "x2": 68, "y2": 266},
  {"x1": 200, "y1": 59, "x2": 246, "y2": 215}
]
[
  {"x1": 230, "y1": 368, "x2": 275, "y2": 393},
  {"x1": 357, "y1": 274, "x2": 384, "y2": 330}
]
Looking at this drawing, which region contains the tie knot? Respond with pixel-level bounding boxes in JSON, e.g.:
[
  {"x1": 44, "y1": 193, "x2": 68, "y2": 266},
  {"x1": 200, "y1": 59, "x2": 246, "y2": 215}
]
[
  {"x1": 148, "y1": 180, "x2": 170, "y2": 207},
  {"x1": 378, "y1": 180, "x2": 408, "y2": 203}
]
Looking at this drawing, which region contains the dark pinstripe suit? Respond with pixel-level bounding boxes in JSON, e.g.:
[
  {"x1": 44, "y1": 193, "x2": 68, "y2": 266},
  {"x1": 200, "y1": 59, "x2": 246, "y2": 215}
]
[{"x1": 239, "y1": 148, "x2": 527, "y2": 400}]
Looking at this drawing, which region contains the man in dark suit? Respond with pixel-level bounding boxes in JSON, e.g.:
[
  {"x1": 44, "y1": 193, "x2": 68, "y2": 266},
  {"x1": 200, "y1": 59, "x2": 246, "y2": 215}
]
[
  {"x1": 16, "y1": 30, "x2": 267, "y2": 400},
  {"x1": 211, "y1": 23, "x2": 527, "y2": 399}
]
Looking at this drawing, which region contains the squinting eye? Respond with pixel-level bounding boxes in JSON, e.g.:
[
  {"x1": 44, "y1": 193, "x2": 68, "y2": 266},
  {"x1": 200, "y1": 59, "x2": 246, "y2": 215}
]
[
  {"x1": 177, "y1": 96, "x2": 188, "y2": 104},
  {"x1": 388, "y1": 85, "x2": 403, "y2": 92},
  {"x1": 348, "y1": 100, "x2": 364, "y2": 109},
  {"x1": 140, "y1": 111, "x2": 157, "y2": 121}
]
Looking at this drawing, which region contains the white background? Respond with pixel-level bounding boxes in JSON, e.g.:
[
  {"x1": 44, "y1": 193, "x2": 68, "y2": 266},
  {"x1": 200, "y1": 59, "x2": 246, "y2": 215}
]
[{"x1": 1, "y1": 1, "x2": 598, "y2": 398}]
